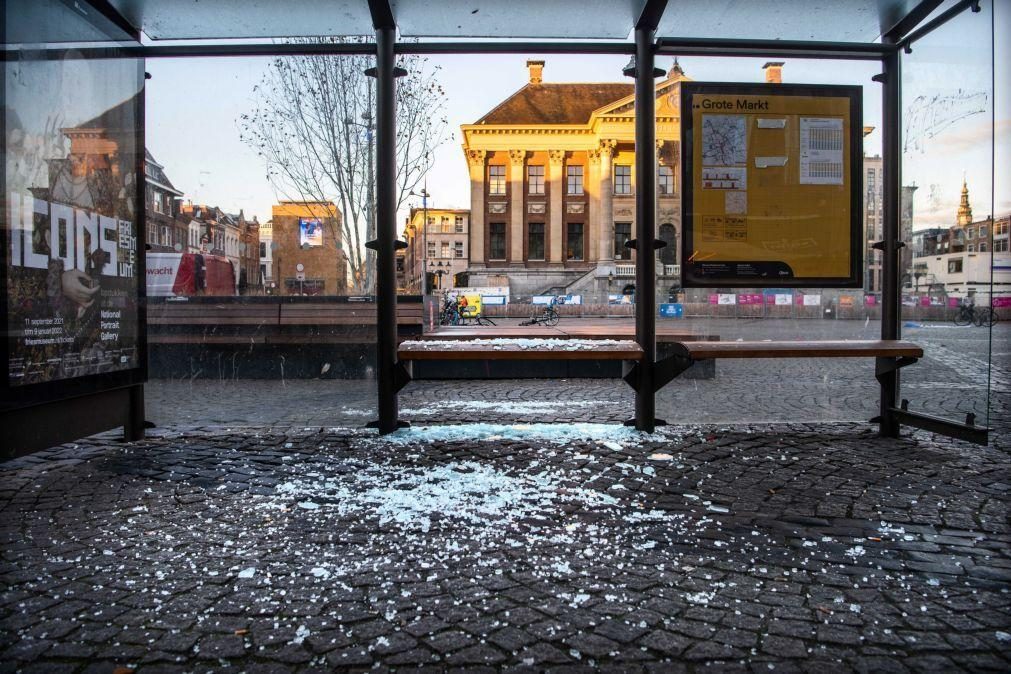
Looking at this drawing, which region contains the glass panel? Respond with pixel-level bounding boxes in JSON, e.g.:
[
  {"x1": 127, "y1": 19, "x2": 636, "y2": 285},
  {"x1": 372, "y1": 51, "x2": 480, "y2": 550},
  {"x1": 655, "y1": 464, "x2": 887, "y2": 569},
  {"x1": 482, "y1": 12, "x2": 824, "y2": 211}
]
[
  {"x1": 4, "y1": 0, "x2": 135, "y2": 45},
  {"x1": 107, "y1": 0, "x2": 374, "y2": 40},
  {"x1": 4, "y1": 5, "x2": 143, "y2": 406},
  {"x1": 393, "y1": 0, "x2": 637, "y2": 39},
  {"x1": 656, "y1": 0, "x2": 923, "y2": 43},
  {"x1": 899, "y1": 2, "x2": 996, "y2": 427}
]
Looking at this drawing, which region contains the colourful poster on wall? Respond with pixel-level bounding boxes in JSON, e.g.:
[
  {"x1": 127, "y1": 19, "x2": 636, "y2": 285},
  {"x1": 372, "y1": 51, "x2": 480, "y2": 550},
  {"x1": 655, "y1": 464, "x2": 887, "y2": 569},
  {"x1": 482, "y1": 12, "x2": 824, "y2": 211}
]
[
  {"x1": 681, "y1": 83, "x2": 862, "y2": 288},
  {"x1": 4, "y1": 54, "x2": 144, "y2": 392}
]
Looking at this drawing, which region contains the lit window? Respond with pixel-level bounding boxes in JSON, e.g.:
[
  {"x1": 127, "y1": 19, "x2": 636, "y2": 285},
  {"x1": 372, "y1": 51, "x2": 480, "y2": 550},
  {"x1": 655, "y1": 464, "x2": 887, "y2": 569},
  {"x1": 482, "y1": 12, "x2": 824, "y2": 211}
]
[
  {"x1": 441, "y1": 242, "x2": 450, "y2": 258},
  {"x1": 528, "y1": 165, "x2": 544, "y2": 195},
  {"x1": 614, "y1": 165, "x2": 631, "y2": 195},
  {"x1": 567, "y1": 166, "x2": 583, "y2": 195},
  {"x1": 489, "y1": 165, "x2": 506, "y2": 195}
]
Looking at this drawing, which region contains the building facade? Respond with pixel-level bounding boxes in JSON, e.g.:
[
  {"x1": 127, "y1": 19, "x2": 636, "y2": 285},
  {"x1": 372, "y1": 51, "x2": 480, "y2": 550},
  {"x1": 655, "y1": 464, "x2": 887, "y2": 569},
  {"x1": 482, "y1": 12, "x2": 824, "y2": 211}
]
[
  {"x1": 270, "y1": 201, "x2": 346, "y2": 296},
  {"x1": 143, "y1": 150, "x2": 185, "y2": 253},
  {"x1": 907, "y1": 182, "x2": 1010, "y2": 302},
  {"x1": 460, "y1": 59, "x2": 694, "y2": 298},
  {"x1": 862, "y1": 151, "x2": 917, "y2": 294},
  {"x1": 402, "y1": 207, "x2": 470, "y2": 293},
  {"x1": 259, "y1": 219, "x2": 274, "y2": 290}
]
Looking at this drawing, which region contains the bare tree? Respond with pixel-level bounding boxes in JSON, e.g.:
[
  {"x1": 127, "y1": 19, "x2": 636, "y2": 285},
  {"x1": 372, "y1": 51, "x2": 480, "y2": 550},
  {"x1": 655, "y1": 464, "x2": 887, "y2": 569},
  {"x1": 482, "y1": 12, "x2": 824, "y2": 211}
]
[{"x1": 239, "y1": 38, "x2": 450, "y2": 293}]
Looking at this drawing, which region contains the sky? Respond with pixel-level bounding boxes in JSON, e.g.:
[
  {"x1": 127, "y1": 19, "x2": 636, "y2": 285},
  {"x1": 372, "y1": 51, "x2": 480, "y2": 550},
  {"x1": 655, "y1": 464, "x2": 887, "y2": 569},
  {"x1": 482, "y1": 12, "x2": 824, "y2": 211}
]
[{"x1": 144, "y1": 2, "x2": 1008, "y2": 235}]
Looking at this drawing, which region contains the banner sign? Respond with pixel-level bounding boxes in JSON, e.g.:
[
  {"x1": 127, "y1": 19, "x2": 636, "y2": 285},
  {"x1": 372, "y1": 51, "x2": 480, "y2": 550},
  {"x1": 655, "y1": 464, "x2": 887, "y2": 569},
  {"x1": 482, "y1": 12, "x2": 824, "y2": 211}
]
[
  {"x1": 681, "y1": 82, "x2": 862, "y2": 288},
  {"x1": 298, "y1": 218, "x2": 324, "y2": 247},
  {"x1": 659, "y1": 303, "x2": 683, "y2": 317},
  {"x1": 4, "y1": 55, "x2": 144, "y2": 394}
]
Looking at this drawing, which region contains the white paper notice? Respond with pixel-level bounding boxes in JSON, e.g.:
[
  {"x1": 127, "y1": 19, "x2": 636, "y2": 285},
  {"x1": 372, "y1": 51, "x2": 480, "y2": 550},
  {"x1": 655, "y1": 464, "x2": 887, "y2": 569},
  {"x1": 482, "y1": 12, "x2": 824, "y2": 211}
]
[
  {"x1": 775, "y1": 294, "x2": 792, "y2": 306},
  {"x1": 725, "y1": 191, "x2": 747, "y2": 214},
  {"x1": 702, "y1": 167, "x2": 747, "y2": 190},
  {"x1": 800, "y1": 117, "x2": 844, "y2": 184},
  {"x1": 718, "y1": 293, "x2": 737, "y2": 306},
  {"x1": 803, "y1": 294, "x2": 822, "y2": 306}
]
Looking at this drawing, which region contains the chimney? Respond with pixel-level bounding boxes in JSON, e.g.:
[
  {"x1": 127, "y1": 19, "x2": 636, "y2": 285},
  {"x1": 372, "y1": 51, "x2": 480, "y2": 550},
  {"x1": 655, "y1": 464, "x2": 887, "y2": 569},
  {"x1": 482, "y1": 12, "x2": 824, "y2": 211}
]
[
  {"x1": 526, "y1": 59, "x2": 545, "y2": 85},
  {"x1": 763, "y1": 61, "x2": 784, "y2": 84}
]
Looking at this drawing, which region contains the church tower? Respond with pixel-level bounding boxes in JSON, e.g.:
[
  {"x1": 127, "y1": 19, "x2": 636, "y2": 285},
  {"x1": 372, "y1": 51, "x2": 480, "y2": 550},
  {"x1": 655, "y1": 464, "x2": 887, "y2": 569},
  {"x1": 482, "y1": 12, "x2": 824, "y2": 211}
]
[{"x1": 957, "y1": 177, "x2": 973, "y2": 227}]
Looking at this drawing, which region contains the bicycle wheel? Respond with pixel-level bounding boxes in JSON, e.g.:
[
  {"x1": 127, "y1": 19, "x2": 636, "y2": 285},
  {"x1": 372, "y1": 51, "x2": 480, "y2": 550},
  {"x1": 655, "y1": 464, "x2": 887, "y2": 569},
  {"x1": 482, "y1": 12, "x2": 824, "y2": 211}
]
[
  {"x1": 976, "y1": 307, "x2": 997, "y2": 327},
  {"x1": 545, "y1": 311, "x2": 559, "y2": 326},
  {"x1": 954, "y1": 309, "x2": 973, "y2": 326}
]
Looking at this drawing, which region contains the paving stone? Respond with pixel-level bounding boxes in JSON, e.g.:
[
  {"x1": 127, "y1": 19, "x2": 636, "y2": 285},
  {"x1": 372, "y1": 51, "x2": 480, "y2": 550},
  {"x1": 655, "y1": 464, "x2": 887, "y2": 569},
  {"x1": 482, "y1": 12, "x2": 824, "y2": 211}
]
[{"x1": 2, "y1": 364, "x2": 1009, "y2": 671}]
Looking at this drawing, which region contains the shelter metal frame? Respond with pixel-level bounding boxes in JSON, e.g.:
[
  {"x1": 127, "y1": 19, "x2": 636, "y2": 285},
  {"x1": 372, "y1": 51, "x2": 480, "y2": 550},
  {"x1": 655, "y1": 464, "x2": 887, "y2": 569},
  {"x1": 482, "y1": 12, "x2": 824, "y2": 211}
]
[{"x1": 3, "y1": 0, "x2": 991, "y2": 446}]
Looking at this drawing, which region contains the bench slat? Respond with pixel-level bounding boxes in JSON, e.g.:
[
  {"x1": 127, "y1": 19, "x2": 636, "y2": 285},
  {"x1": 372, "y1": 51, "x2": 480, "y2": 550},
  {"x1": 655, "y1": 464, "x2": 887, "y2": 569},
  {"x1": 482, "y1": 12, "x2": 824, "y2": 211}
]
[
  {"x1": 679, "y1": 340, "x2": 922, "y2": 360},
  {"x1": 399, "y1": 339, "x2": 643, "y2": 361}
]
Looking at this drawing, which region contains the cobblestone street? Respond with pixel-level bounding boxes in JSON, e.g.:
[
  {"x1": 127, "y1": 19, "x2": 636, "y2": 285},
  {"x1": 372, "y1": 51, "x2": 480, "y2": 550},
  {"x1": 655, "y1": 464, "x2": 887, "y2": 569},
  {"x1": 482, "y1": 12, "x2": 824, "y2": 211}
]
[{"x1": 1, "y1": 320, "x2": 1008, "y2": 672}]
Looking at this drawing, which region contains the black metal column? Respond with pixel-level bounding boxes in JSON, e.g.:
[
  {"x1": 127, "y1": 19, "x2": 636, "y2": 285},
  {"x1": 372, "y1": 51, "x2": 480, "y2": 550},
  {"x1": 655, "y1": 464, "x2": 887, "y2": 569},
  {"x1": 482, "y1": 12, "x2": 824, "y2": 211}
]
[
  {"x1": 878, "y1": 40, "x2": 901, "y2": 437},
  {"x1": 633, "y1": 25, "x2": 658, "y2": 432},
  {"x1": 375, "y1": 25, "x2": 400, "y2": 434}
]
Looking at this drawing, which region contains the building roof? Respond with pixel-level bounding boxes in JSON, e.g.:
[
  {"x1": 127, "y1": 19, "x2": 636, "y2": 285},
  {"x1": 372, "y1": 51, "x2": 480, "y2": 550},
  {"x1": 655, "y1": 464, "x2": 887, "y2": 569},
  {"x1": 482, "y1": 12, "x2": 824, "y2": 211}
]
[{"x1": 476, "y1": 83, "x2": 634, "y2": 125}]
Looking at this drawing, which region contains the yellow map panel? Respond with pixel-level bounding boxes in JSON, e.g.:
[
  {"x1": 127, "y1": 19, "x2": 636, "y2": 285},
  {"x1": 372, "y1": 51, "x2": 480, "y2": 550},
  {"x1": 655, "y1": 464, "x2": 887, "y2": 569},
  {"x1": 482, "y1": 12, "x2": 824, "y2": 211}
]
[{"x1": 683, "y1": 84, "x2": 861, "y2": 287}]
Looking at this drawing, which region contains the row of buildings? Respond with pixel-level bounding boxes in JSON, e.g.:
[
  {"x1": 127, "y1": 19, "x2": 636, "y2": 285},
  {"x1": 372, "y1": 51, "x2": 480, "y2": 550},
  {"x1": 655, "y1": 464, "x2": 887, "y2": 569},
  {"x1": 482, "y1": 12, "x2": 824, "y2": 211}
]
[
  {"x1": 391, "y1": 59, "x2": 1006, "y2": 304},
  {"x1": 144, "y1": 151, "x2": 262, "y2": 291}
]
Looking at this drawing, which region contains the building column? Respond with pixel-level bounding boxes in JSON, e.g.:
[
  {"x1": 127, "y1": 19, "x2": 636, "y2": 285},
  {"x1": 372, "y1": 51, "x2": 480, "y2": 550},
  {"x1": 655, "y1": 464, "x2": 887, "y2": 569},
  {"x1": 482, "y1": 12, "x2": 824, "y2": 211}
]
[
  {"x1": 466, "y1": 149, "x2": 487, "y2": 268},
  {"x1": 508, "y1": 150, "x2": 526, "y2": 265},
  {"x1": 548, "y1": 150, "x2": 565, "y2": 264},
  {"x1": 598, "y1": 139, "x2": 616, "y2": 262},
  {"x1": 588, "y1": 148, "x2": 601, "y2": 262}
]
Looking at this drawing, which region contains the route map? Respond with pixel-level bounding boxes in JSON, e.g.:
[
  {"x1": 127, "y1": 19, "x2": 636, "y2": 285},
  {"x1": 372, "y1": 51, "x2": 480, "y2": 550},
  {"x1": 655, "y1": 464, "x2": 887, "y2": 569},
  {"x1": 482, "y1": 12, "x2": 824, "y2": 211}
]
[{"x1": 701, "y1": 114, "x2": 746, "y2": 166}]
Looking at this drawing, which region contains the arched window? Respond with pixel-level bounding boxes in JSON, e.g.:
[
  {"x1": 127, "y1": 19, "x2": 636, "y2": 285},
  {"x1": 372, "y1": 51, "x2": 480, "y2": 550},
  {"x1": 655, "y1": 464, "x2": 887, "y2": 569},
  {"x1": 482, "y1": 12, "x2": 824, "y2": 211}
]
[{"x1": 659, "y1": 223, "x2": 677, "y2": 266}]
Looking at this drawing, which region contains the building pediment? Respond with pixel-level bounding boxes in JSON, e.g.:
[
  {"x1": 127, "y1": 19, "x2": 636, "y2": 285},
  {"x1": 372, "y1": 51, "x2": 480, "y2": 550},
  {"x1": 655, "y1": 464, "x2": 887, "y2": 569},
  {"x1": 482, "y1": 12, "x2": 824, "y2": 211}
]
[{"x1": 591, "y1": 78, "x2": 688, "y2": 121}]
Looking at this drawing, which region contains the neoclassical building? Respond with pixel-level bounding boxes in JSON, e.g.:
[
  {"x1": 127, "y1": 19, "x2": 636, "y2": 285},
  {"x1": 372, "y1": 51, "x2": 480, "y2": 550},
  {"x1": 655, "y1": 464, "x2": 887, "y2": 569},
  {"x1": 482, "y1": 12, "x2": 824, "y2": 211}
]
[{"x1": 460, "y1": 59, "x2": 700, "y2": 298}]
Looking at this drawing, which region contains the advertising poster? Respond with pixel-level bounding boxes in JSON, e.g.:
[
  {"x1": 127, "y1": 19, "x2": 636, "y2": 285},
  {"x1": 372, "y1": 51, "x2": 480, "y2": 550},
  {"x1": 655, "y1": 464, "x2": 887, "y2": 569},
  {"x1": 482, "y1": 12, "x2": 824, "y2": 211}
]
[
  {"x1": 681, "y1": 83, "x2": 862, "y2": 287},
  {"x1": 5, "y1": 56, "x2": 143, "y2": 390},
  {"x1": 299, "y1": 217, "x2": 324, "y2": 247}
]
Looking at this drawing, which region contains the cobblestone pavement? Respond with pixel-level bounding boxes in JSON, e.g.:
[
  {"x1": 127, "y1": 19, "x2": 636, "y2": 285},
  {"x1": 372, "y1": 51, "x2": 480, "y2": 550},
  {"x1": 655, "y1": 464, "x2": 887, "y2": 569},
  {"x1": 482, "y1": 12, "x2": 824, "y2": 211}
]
[
  {"x1": 2, "y1": 319, "x2": 1009, "y2": 672},
  {"x1": 2, "y1": 421, "x2": 1009, "y2": 672}
]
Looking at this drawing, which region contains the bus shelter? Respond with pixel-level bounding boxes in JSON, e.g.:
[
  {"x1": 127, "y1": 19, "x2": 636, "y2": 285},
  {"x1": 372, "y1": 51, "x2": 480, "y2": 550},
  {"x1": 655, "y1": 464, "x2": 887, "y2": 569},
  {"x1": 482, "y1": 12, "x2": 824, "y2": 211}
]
[{"x1": 1, "y1": 0, "x2": 998, "y2": 452}]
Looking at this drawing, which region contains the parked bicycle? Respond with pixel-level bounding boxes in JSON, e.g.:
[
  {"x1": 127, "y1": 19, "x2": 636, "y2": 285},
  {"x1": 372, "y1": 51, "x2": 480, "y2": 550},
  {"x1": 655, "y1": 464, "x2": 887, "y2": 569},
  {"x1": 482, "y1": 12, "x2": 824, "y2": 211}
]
[
  {"x1": 952, "y1": 302, "x2": 999, "y2": 327},
  {"x1": 438, "y1": 292, "x2": 495, "y2": 326},
  {"x1": 519, "y1": 298, "x2": 560, "y2": 326}
]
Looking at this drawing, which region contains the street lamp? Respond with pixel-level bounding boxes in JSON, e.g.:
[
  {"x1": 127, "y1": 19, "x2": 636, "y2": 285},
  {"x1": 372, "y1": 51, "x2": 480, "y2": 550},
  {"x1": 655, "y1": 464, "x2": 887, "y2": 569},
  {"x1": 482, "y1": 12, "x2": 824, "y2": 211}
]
[
  {"x1": 409, "y1": 186, "x2": 430, "y2": 294},
  {"x1": 430, "y1": 261, "x2": 446, "y2": 291}
]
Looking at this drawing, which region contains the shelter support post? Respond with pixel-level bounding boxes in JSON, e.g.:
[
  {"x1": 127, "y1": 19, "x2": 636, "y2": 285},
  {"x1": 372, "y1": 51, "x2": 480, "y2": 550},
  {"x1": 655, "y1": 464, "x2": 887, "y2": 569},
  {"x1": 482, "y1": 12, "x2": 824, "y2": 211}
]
[
  {"x1": 369, "y1": 24, "x2": 409, "y2": 434},
  {"x1": 878, "y1": 41, "x2": 901, "y2": 438},
  {"x1": 629, "y1": 21, "x2": 665, "y2": 432}
]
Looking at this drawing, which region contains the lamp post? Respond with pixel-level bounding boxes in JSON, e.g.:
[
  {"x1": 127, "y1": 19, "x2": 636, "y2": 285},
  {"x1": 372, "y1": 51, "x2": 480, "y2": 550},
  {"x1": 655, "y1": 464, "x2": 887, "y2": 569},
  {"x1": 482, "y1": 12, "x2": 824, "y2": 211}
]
[
  {"x1": 409, "y1": 186, "x2": 430, "y2": 294},
  {"x1": 430, "y1": 261, "x2": 446, "y2": 290}
]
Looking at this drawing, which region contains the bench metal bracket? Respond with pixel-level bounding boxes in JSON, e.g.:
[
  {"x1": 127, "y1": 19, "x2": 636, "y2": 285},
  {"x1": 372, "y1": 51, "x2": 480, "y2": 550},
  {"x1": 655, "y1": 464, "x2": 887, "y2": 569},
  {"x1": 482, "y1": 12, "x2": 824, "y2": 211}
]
[
  {"x1": 623, "y1": 344, "x2": 694, "y2": 394},
  {"x1": 393, "y1": 360, "x2": 412, "y2": 393},
  {"x1": 874, "y1": 355, "x2": 918, "y2": 380}
]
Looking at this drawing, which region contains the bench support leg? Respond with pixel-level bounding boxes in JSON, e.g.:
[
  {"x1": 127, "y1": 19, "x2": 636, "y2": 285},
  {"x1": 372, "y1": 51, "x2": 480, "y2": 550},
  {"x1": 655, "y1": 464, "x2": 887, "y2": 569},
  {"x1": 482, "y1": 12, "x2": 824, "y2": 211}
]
[{"x1": 873, "y1": 356, "x2": 917, "y2": 437}]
